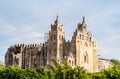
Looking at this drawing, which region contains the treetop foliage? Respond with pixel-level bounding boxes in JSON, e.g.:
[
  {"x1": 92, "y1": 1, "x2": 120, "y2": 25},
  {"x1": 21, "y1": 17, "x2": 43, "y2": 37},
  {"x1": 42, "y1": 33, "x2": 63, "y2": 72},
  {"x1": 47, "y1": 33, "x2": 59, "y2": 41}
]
[
  {"x1": 111, "y1": 59, "x2": 120, "y2": 68},
  {"x1": 0, "y1": 59, "x2": 120, "y2": 79}
]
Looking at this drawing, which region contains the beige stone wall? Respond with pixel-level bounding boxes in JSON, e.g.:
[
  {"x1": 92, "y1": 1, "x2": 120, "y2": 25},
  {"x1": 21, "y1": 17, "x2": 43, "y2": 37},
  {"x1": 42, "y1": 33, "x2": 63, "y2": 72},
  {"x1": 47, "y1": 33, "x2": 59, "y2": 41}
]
[
  {"x1": 93, "y1": 49, "x2": 98, "y2": 72},
  {"x1": 98, "y1": 58, "x2": 112, "y2": 71}
]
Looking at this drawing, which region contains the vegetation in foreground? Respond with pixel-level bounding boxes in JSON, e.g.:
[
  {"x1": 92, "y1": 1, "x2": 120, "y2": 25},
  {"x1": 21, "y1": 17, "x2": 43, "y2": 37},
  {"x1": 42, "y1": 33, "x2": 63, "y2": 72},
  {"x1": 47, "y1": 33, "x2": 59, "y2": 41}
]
[{"x1": 0, "y1": 59, "x2": 120, "y2": 79}]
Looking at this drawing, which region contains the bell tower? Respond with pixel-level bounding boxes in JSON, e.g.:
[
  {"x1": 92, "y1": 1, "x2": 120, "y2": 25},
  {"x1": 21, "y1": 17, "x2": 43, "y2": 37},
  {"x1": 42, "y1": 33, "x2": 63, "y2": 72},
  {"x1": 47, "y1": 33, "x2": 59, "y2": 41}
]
[{"x1": 47, "y1": 16, "x2": 65, "y2": 65}]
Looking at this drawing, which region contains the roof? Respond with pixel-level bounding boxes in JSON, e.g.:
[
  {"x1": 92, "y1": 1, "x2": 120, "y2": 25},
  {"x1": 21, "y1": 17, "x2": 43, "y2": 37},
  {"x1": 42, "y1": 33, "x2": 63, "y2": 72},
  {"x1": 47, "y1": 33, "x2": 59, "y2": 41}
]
[{"x1": 98, "y1": 58, "x2": 111, "y2": 61}]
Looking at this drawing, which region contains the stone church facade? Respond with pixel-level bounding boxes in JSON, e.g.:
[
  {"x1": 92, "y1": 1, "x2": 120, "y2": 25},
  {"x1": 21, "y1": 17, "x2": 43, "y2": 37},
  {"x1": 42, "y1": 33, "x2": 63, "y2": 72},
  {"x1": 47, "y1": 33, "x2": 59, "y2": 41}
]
[{"x1": 5, "y1": 16, "x2": 98, "y2": 72}]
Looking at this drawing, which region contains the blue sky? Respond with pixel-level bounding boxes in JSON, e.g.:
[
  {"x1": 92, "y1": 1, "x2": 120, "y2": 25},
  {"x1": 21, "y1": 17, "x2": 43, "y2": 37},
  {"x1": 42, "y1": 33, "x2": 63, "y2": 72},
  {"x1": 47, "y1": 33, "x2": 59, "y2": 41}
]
[{"x1": 0, "y1": 0, "x2": 120, "y2": 62}]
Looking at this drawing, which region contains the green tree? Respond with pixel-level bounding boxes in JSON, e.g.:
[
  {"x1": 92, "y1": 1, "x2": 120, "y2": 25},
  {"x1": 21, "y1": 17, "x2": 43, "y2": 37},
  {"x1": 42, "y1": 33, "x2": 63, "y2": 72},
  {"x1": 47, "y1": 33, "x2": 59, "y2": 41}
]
[
  {"x1": 111, "y1": 59, "x2": 120, "y2": 68},
  {"x1": 1, "y1": 66, "x2": 26, "y2": 79},
  {"x1": 25, "y1": 68, "x2": 39, "y2": 79},
  {"x1": 49, "y1": 59, "x2": 89, "y2": 79},
  {"x1": 103, "y1": 66, "x2": 120, "y2": 79},
  {"x1": 36, "y1": 67, "x2": 46, "y2": 79},
  {"x1": 0, "y1": 66, "x2": 5, "y2": 79},
  {"x1": 74, "y1": 66, "x2": 88, "y2": 79},
  {"x1": 90, "y1": 71, "x2": 106, "y2": 79},
  {"x1": 50, "y1": 59, "x2": 64, "y2": 79}
]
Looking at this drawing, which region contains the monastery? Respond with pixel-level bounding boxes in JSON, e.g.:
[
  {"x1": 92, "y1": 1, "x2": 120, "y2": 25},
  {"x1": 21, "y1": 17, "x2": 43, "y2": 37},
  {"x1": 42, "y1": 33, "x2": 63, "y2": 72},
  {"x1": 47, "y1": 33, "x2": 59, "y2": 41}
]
[{"x1": 5, "y1": 16, "x2": 111, "y2": 72}]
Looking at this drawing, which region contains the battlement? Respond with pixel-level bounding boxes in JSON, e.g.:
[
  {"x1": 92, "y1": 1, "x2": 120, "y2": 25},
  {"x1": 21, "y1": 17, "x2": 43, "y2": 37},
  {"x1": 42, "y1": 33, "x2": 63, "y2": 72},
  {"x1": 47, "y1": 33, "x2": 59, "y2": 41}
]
[{"x1": 10, "y1": 43, "x2": 44, "y2": 49}]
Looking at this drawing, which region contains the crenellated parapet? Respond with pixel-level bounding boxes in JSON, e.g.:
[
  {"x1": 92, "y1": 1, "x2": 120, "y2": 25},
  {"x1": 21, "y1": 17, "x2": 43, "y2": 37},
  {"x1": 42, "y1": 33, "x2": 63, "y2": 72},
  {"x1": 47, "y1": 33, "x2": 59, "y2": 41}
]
[
  {"x1": 10, "y1": 43, "x2": 44, "y2": 48},
  {"x1": 7, "y1": 43, "x2": 45, "y2": 55}
]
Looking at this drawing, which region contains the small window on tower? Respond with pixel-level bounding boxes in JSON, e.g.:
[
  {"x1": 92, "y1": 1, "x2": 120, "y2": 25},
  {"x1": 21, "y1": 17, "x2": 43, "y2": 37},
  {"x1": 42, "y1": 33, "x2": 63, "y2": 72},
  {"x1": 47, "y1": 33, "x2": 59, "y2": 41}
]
[
  {"x1": 84, "y1": 56, "x2": 87, "y2": 62},
  {"x1": 90, "y1": 37, "x2": 91, "y2": 42},
  {"x1": 51, "y1": 35, "x2": 53, "y2": 41},
  {"x1": 84, "y1": 26, "x2": 86, "y2": 29},
  {"x1": 83, "y1": 52, "x2": 88, "y2": 63},
  {"x1": 80, "y1": 34, "x2": 81, "y2": 39}
]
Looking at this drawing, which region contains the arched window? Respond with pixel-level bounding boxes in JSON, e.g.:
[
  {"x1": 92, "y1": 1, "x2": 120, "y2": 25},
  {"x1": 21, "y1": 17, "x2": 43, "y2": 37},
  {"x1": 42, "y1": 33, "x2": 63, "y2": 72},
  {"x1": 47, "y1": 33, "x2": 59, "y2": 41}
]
[
  {"x1": 90, "y1": 37, "x2": 91, "y2": 42},
  {"x1": 69, "y1": 60, "x2": 71, "y2": 65},
  {"x1": 51, "y1": 35, "x2": 53, "y2": 41},
  {"x1": 80, "y1": 34, "x2": 81, "y2": 39},
  {"x1": 83, "y1": 52, "x2": 88, "y2": 63}
]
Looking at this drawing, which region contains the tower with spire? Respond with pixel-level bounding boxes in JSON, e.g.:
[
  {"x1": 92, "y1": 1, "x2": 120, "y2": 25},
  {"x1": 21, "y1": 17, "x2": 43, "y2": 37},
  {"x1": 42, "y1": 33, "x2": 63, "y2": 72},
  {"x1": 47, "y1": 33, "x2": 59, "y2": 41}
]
[
  {"x1": 70, "y1": 16, "x2": 98, "y2": 72},
  {"x1": 47, "y1": 15, "x2": 65, "y2": 65}
]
